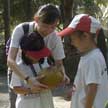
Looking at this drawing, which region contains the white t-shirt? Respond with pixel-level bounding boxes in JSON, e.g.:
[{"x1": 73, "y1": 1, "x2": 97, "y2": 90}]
[
  {"x1": 71, "y1": 48, "x2": 108, "y2": 108},
  {"x1": 10, "y1": 21, "x2": 65, "y2": 61},
  {"x1": 10, "y1": 61, "x2": 54, "y2": 108},
  {"x1": 10, "y1": 21, "x2": 65, "y2": 108}
]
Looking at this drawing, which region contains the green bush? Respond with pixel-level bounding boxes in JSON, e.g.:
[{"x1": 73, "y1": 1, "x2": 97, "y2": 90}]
[{"x1": 105, "y1": 101, "x2": 108, "y2": 108}]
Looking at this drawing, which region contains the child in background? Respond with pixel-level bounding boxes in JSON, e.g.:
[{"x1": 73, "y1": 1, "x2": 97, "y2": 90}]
[{"x1": 58, "y1": 14, "x2": 108, "y2": 108}]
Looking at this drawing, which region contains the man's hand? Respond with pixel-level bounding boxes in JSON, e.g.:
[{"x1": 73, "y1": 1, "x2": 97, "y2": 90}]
[
  {"x1": 27, "y1": 76, "x2": 48, "y2": 92},
  {"x1": 54, "y1": 60, "x2": 70, "y2": 85},
  {"x1": 63, "y1": 74, "x2": 70, "y2": 84},
  {"x1": 30, "y1": 81, "x2": 48, "y2": 93}
]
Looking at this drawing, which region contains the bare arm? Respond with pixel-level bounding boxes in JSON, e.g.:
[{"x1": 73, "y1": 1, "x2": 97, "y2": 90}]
[
  {"x1": 7, "y1": 47, "x2": 35, "y2": 86},
  {"x1": 55, "y1": 60, "x2": 70, "y2": 84},
  {"x1": 13, "y1": 85, "x2": 46, "y2": 95},
  {"x1": 85, "y1": 83, "x2": 98, "y2": 108},
  {"x1": 7, "y1": 47, "x2": 27, "y2": 80},
  {"x1": 13, "y1": 86, "x2": 31, "y2": 95},
  {"x1": 13, "y1": 86, "x2": 40, "y2": 95}
]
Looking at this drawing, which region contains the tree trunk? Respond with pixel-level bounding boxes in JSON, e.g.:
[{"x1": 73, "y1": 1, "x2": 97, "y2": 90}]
[
  {"x1": 24, "y1": 0, "x2": 32, "y2": 21},
  {"x1": 0, "y1": 0, "x2": 10, "y2": 74},
  {"x1": 60, "y1": 0, "x2": 80, "y2": 83},
  {"x1": 62, "y1": 0, "x2": 74, "y2": 26},
  {"x1": 3, "y1": 0, "x2": 10, "y2": 43}
]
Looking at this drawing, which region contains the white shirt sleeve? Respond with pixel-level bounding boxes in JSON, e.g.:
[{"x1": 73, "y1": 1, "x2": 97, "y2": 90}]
[
  {"x1": 10, "y1": 23, "x2": 24, "y2": 48},
  {"x1": 10, "y1": 72, "x2": 22, "y2": 89},
  {"x1": 44, "y1": 32, "x2": 65, "y2": 60},
  {"x1": 84, "y1": 59, "x2": 101, "y2": 85},
  {"x1": 52, "y1": 36, "x2": 65, "y2": 60}
]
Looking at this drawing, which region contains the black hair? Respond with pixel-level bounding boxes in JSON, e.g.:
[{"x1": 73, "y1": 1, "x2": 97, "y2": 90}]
[
  {"x1": 35, "y1": 4, "x2": 60, "y2": 24},
  {"x1": 97, "y1": 28, "x2": 107, "y2": 63},
  {"x1": 22, "y1": 51, "x2": 32, "y2": 65},
  {"x1": 20, "y1": 31, "x2": 45, "y2": 65}
]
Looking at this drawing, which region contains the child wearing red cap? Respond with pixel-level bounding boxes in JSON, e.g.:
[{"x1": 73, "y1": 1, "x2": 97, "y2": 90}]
[
  {"x1": 7, "y1": 3, "x2": 70, "y2": 108},
  {"x1": 58, "y1": 14, "x2": 108, "y2": 108}
]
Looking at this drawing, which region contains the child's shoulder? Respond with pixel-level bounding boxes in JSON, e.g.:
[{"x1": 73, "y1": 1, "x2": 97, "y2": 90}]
[{"x1": 81, "y1": 49, "x2": 103, "y2": 64}]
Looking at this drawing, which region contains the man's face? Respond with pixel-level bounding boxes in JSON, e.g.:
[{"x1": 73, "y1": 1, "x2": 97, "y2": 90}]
[{"x1": 36, "y1": 19, "x2": 59, "y2": 36}]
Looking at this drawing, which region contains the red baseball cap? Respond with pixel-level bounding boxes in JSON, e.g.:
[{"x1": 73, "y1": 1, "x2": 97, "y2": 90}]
[
  {"x1": 58, "y1": 14, "x2": 101, "y2": 37},
  {"x1": 24, "y1": 47, "x2": 51, "y2": 60}
]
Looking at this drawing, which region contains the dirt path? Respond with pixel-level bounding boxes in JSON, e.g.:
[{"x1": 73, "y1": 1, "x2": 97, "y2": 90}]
[
  {"x1": 0, "y1": 76, "x2": 9, "y2": 108},
  {"x1": 0, "y1": 76, "x2": 71, "y2": 108}
]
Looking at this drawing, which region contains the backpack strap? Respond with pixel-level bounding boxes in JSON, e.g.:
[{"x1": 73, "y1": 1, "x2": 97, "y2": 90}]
[
  {"x1": 22, "y1": 23, "x2": 39, "y2": 77},
  {"x1": 6, "y1": 38, "x2": 11, "y2": 56},
  {"x1": 22, "y1": 23, "x2": 29, "y2": 35},
  {"x1": 29, "y1": 64, "x2": 37, "y2": 76},
  {"x1": 6, "y1": 23, "x2": 30, "y2": 56}
]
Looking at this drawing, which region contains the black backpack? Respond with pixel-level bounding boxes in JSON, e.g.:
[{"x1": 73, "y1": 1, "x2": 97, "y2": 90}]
[{"x1": 5, "y1": 23, "x2": 29, "y2": 56}]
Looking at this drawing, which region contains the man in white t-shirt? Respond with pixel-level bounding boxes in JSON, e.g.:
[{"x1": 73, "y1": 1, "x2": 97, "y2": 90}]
[
  {"x1": 7, "y1": 4, "x2": 70, "y2": 108},
  {"x1": 10, "y1": 29, "x2": 63, "y2": 108}
]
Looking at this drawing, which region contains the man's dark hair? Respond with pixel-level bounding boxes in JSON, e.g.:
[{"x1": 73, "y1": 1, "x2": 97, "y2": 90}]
[{"x1": 35, "y1": 4, "x2": 60, "y2": 24}]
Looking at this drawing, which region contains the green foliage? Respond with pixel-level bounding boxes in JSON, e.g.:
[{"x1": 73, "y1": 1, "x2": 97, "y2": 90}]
[
  {"x1": 96, "y1": 0, "x2": 108, "y2": 6},
  {"x1": 9, "y1": 0, "x2": 60, "y2": 23},
  {"x1": 105, "y1": 100, "x2": 108, "y2": 108},
  {"x1": 84, "y1": 0, "x2": 93, "y2": 5}
]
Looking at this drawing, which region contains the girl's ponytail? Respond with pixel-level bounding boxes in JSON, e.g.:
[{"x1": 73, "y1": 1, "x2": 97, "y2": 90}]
[{"x1": 97, "y1": 28, "x2": 107, "y2": 63}]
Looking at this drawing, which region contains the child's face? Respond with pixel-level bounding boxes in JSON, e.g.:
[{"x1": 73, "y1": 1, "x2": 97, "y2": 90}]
[
  {"x1": 36, "y1": 19, "x2": 59, "y2": 36},
  {"x1": 70, "y1": 32, "x2": 89, "y2": 53}
]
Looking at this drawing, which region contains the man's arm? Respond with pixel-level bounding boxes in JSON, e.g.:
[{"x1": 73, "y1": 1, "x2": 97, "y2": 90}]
[
  {"x1": 7, "y1": 47, "x2": 37, "y2": 86},
  {"x1": 13, "y1": 85, "x2": 46, "y2": 95},
  {"x1": 7, "y1": 47, "x2": 28, "y2": 81},
  {"x1": 55, "y1": 59, "x2": 70, "y2": 84}
]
